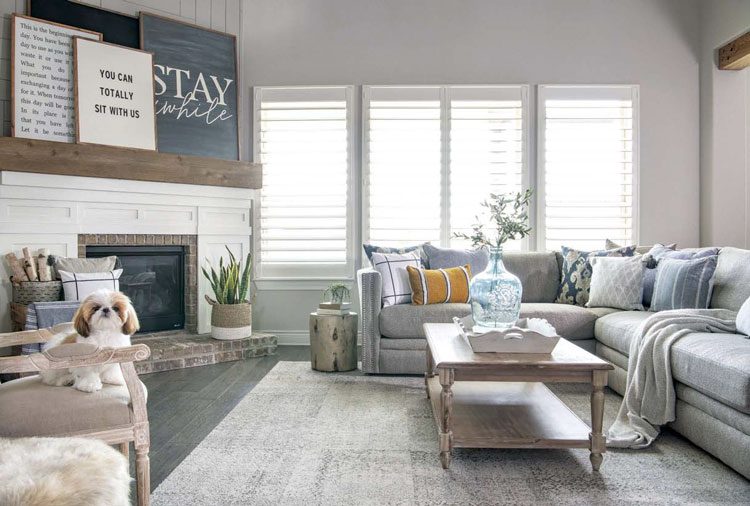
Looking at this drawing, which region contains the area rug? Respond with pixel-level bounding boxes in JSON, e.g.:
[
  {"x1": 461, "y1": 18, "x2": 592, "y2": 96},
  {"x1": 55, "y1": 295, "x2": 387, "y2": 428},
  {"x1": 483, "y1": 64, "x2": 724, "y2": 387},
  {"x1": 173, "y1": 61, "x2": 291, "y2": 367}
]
[{"x1": 152, "y1": 362, "x2": 749, "y2": 505}]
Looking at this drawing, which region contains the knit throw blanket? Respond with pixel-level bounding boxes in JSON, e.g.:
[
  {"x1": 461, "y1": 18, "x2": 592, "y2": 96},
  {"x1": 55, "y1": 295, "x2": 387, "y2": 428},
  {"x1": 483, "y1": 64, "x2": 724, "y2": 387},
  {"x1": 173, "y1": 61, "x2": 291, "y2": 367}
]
[{"x1": 607, "y1": 308, "x2": 737, "y2": 449}]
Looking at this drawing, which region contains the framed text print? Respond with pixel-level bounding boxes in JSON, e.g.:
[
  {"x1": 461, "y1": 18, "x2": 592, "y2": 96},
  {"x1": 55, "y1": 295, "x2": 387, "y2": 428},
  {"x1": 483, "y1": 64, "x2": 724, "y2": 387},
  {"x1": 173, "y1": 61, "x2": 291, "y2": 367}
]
[
  {"x1": 73, "y1": 37, "x2": 157, "y2": 150},
  {"x1": 11, "y1": 14, "x2": 101, "y2": 142},
  {"x1": 140, "y1": 13, "x2": 239, "y2": 160}
]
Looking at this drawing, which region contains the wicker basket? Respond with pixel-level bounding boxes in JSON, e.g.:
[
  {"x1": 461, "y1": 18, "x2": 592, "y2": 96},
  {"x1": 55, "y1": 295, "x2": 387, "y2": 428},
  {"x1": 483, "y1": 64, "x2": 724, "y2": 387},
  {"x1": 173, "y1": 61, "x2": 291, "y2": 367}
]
[
  {"x1": 12, "y1": 281, "x2": 63, "y2": 305},
  {"x1": 209, "y1": 302, "x2": 252, "y2": 340}
]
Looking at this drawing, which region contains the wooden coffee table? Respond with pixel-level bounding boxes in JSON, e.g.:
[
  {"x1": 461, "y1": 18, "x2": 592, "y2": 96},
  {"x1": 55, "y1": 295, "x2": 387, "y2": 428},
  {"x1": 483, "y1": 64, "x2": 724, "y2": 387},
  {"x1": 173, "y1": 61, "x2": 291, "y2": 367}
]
[{"x1": 423, "y1": 323, "x2": 613, "y2": 471}]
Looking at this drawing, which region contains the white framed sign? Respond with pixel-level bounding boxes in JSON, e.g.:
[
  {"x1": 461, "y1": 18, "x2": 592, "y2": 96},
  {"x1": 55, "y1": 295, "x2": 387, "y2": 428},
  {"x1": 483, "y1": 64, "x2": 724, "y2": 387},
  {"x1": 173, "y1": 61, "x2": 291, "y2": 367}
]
[
  {"x1": 73, "y1": 37, "x2": 157, "y2": 150},
  {"x1": 11, "y1": 14, "x2": 102, "y2": 142}
]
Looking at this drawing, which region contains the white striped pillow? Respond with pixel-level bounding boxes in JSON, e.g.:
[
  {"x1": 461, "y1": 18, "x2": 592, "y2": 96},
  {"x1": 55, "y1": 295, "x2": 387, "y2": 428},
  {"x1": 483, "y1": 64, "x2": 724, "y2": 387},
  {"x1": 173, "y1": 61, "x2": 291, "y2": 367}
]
[
  {"x1": 370, "y1": 252, "x2": 421, "y2": 306},
  {"x1": 60, "y1": 269, "x2": 123, "y2": 301}
]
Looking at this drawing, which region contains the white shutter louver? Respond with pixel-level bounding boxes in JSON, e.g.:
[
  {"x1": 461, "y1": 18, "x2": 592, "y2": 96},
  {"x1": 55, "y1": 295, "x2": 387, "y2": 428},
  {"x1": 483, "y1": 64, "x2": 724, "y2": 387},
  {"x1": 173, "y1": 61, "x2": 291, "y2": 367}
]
[
  {"x1": 448, "y1": 86, "x2": 527, "y2": 250},
  {"x1": 364, "y1": 86, "x2": 442, "y2": 247},
  {"x1": 255, "y1": 87, "x2": 353, "y2": 278},
  {"x1": 539, "y1": 86, "x2": 638, "y2": 251}
]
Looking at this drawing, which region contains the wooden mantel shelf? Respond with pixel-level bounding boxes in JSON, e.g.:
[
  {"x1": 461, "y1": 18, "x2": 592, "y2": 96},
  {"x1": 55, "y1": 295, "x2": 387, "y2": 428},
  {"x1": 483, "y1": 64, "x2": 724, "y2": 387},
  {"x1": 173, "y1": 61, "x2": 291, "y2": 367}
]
[
  {"x1": 719, "y1": 30, "x2": 750, "y2": 70},
  {"x1": 0, "y1": 137, "x2": 262, "y2": 189}
]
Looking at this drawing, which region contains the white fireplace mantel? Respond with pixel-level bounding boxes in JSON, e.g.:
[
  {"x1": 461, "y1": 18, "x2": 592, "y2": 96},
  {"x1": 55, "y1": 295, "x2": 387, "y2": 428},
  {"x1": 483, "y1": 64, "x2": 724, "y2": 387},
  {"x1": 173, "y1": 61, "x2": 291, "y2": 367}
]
[{"x1": 0, "y1": 171, "x2": 254, "y2": 334}]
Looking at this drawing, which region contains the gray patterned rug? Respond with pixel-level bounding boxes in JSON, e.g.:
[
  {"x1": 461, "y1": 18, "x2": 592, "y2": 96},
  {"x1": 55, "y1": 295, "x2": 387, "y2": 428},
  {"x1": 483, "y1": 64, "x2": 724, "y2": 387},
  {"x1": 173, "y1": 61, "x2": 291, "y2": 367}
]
[{"x1": 152, "y1": 362, "x2": 749, "y2": 505}]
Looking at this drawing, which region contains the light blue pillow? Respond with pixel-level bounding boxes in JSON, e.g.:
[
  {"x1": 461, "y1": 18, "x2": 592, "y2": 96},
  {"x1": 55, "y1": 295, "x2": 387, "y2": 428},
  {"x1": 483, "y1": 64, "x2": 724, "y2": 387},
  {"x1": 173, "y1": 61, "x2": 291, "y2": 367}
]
[
  {"x1": 642, "y1": 245, "x2": 719, "y2": 307},
  {"x1": 650, "y1": 256, "x2": 718, "y2": 312},
  {"x1": 422, "y1": 244, "x2": 489, "y2": 277}
]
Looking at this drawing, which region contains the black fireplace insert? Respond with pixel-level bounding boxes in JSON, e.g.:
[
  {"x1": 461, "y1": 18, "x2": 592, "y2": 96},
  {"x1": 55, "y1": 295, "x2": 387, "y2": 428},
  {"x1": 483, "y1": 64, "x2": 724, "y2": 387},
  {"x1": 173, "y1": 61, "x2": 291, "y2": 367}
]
[{"x1": 86, "y1": 245, "x2": 185, "y2": 333}]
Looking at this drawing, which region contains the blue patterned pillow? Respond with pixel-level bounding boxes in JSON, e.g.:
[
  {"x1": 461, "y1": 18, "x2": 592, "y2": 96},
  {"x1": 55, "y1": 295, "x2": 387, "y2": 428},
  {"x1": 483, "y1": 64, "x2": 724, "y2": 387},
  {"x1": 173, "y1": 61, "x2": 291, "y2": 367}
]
[
  {"x1": 650, "y1": 256, "x2": 718, "y2": 311},
  {"x1": 363, "y1": 243, "x2": 428, "y2": 267},
  {"x1": 556, "y1": 245, "x2": 636, "y2": 306}
]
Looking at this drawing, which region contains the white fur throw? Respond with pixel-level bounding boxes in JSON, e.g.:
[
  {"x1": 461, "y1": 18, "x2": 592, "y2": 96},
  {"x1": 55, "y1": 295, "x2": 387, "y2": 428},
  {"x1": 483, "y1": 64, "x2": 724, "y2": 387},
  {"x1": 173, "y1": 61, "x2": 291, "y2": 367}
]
[{"x1": 0, "y1": 437, "x2": 130, "y2": 506}]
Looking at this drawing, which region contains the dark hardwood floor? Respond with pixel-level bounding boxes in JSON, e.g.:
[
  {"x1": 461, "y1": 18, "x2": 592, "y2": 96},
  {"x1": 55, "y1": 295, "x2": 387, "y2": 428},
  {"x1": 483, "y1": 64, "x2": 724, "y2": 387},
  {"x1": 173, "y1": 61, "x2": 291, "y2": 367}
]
[{"x1": 134, "y1": 345, "x2": 310, "y2": 490}]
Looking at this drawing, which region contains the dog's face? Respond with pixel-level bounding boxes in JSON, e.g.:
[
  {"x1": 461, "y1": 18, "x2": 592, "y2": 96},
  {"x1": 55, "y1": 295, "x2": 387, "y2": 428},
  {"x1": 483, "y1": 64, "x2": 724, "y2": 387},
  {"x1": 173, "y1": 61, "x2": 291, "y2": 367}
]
[{"x1": 73, "y1": 289, "x2": 140, "y2": 337}]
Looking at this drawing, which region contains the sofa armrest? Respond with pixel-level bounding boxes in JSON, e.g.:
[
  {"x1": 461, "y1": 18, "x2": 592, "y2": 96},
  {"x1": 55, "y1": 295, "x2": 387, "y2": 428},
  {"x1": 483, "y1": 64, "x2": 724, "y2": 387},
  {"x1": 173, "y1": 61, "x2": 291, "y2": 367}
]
[{"x1": 357, "y1": 267, "x2": 382, "y2": 374}]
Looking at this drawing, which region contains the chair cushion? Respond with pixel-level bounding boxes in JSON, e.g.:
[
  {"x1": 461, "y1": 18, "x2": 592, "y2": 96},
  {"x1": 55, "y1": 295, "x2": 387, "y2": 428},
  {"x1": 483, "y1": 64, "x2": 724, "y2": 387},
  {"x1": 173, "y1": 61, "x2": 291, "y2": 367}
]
[
  {"x1": 519, "y1": 303, "x2": 607, "y2": 340},
  {"x1": 0, "y1": 375, "x2": 136, "y2": 437},
  {"x1": 671, "y1": 332, "x2": 750, "y2": 414},
  {"x1": 379, "y1": 303, "x2": 471, "y2": 338},
  {"x1": 710, "y1": 247, "x2": 750, "y2": 311},
  {"x1": 503, "y1": 252, "x2": 560, "y2": 303},
  {"x1": 594, "y1": 311, "x2": 653, "y2": 355}
]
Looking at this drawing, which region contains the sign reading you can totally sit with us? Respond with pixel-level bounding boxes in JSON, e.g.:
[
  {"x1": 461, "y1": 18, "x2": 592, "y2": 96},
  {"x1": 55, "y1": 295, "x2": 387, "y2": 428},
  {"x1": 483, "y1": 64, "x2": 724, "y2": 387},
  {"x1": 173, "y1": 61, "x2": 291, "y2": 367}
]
[
  {"x1": 73, "y1": 37, "x2": 157, "y2": 150},
  {"x1": 140, "y1": 13, "x2": 239, "y2": 160}
]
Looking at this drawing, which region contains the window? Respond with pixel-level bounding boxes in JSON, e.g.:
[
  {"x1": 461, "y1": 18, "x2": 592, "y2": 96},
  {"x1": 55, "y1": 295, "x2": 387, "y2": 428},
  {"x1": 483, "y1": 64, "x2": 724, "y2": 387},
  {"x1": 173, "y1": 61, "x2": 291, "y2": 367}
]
[
  {"x1": 538, "y1": 85, "x2": 638, "y2": 251},
  {"x1": 363, "y1": 85, "x2": 528, "y2": 249},
  {"x1": 254, "y1": 87, "x2": 354, "y2": 278}
]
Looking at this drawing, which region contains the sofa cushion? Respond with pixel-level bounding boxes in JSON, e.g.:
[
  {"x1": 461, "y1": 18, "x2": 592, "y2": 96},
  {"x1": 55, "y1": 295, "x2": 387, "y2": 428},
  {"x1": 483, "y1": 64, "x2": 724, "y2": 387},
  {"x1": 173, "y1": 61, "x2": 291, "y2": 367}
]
[
  {"x1": 379, "y1": 303, "x2": 471, "y2": 338},
  {"x1": 503, "y1": 252, "x2": 560, "y2": 303},
  {"x1": 671, "y1": 332, "x2": 750, "y2": 414},
  {"x1": 594, "y1": 311, "x2": 652, "y2": 355},
  {"x1": 710, "y1": 247, "x2": 750, "y2": 311},
  {"x1": 519, "y1": 303, "x2": 605, "y2": 340},
  {"x1": 422, "y1": 244, "x2": 488, "y2": 277}
]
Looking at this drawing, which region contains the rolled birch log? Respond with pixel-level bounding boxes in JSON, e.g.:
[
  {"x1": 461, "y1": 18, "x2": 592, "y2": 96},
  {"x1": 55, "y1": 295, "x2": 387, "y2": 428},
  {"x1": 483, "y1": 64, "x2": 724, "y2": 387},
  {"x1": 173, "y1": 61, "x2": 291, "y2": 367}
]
[
  {"x1": 5, "y1": 253, "x2": 29, "y2": 283},
  {"x1": 22, "y1": 248, "x2": 38, "y2": 281},
  {"x1": 37, "y1": 250, "x2": 51, "y2": 281}
]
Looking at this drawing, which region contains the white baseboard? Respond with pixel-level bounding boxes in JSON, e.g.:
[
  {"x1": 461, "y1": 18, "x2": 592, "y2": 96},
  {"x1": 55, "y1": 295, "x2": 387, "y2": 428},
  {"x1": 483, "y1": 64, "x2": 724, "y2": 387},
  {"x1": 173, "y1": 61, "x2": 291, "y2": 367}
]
[{"x1": 264, "y1": 330, "x2": 362, "y2": 346}]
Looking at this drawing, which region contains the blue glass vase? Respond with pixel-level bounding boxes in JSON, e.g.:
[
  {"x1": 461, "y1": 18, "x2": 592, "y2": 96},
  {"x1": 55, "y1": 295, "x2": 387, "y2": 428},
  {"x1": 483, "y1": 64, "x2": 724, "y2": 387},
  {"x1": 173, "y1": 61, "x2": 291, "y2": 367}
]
[{"x1": 470, "y1": 247, "x2": 522, "y2": 331}]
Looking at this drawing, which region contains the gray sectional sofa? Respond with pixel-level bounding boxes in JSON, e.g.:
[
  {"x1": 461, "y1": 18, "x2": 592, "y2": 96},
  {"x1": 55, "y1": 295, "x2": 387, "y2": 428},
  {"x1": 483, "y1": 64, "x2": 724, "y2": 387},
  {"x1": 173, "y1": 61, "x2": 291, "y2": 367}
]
[{"x1": 357, "y1": 248, "x2": 750, "y2": 478}]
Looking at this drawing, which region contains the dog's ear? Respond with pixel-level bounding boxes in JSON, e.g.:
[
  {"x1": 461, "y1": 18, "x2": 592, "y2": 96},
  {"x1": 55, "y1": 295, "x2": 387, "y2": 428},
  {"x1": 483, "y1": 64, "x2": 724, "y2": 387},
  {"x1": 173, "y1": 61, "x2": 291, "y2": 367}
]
[
  {"x1": 73, "y1": 304, "x2": 90, "y2": 337},
  {"x1": 121, "y1": 302, "x2": 140, "y2": 336}
]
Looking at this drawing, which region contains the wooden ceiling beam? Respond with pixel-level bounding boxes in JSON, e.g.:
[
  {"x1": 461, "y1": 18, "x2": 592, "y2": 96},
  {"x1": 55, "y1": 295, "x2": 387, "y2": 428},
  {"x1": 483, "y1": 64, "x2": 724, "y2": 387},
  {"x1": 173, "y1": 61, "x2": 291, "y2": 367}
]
[
  {"x1": 719, "y1": 30, "x2": 750, "y2": 70},
  {"x1": 0, "y1": 137, "x2": 261, "y2": 189}
]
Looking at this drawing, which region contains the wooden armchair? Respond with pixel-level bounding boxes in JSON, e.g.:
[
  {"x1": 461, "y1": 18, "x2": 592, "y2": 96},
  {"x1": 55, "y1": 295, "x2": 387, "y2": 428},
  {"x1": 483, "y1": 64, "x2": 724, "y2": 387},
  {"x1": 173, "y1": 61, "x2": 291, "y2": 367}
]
[{"x1": 0, "y1": 324, "x2": 152, "y2": 506}]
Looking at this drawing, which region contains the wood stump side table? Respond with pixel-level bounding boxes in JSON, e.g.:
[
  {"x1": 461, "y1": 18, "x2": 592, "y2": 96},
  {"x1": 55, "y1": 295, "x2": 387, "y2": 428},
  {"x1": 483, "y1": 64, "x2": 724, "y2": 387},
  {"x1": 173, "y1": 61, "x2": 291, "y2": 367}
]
[{"x1": 309, "y1": 312, "x2": 358, "y2": 372}]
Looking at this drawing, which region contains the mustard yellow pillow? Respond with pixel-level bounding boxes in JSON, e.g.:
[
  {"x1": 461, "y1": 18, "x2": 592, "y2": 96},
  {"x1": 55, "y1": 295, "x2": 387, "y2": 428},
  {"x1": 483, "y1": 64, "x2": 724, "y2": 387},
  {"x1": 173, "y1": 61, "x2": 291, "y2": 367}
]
[{"x1": 406, "y1": 264, "x2": 472, "y2": 305}]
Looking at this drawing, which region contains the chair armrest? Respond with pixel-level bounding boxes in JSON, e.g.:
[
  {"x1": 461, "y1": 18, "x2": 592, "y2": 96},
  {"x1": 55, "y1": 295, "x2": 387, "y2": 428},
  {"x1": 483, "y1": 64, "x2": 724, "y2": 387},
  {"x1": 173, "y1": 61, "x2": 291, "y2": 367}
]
[
  {"x1": 0, "y1": 342, "x2": 151, "y2": 374},
  {"x1": 0, "y1": 322, "x2": 74, "y2": 347},
  {"x1": 357, "y1": 267, "x2": 383, "y2": 374}
]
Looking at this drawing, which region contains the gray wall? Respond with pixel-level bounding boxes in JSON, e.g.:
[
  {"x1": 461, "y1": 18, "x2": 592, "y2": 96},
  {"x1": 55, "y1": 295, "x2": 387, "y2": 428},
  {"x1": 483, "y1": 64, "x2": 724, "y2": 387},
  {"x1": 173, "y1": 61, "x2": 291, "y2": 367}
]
[
  {"x1": 699, "y1": 0, "x2": 750, "y2": 248},
  {"x1": 243, "y1": 0, "x2": 703, "y2": 341}
]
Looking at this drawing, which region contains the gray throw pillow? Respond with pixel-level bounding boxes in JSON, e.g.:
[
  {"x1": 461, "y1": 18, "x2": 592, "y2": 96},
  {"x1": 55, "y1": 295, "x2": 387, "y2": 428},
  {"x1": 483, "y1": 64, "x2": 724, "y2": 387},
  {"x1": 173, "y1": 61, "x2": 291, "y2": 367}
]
[
  {"x1": 641, "y1": 245, "x2": 718, "y2": 307},
  {"x1": 650, "y1": 256, "x2": 718, "y2": 312},
  {"x1": 422, "y1": 244, "x2": 489, "y2": 277},
  {"x1": 587, "y1": 255, "x2": 646, "y2": 310},
  {"x1": 54, "y1": 256, "x2": 118, "y2": 278},
  {"x1": 737, "y1": 296, "x2": 750, "y2": 336}
]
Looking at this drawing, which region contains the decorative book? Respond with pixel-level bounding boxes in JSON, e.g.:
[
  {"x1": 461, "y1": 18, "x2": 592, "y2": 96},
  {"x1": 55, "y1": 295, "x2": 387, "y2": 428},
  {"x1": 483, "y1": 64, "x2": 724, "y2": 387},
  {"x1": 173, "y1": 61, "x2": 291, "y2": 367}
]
[{"x1": 453, "y1": 316, "x2": 561, "y2": 354}]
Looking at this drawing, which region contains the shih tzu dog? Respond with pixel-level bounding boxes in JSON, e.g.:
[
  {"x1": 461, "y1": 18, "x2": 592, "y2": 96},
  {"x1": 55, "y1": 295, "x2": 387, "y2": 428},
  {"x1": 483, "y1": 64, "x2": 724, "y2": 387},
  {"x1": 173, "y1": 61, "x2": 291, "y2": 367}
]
[{"x1": 41, "y1": 289, "x2": 140, "y2": 393}]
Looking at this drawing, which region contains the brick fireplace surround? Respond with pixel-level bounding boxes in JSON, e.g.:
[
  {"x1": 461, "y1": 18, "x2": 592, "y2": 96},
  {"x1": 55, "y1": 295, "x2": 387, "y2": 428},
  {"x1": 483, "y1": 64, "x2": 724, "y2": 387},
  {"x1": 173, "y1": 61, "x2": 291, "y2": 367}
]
[{"x1": 78, "y1": 233, "x2": 199, "y2": 334}]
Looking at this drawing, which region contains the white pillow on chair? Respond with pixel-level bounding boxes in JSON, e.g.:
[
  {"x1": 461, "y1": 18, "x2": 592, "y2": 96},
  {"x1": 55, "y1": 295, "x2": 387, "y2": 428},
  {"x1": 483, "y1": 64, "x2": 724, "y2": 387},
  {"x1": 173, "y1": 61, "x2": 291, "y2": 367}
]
[
  {"x1": 59, "y1": 269, "x2": 123, "y2": 301},
  {"x1": 370, "y1": 251, "x2": 421, "y2": 307},
  {"x1": 737, "y1": 296, "x2": 750, "y2": 336}
]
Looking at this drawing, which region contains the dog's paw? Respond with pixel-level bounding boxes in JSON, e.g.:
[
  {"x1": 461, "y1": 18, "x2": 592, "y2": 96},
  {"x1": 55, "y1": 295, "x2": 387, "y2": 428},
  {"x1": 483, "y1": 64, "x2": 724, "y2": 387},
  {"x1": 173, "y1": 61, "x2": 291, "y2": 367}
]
[
  {"x1": 54, "y1": 374, "x2": 75, "y2": 386},
  {"x1": 74, "y1": 376, "x2": 103, "y2": 393},
  {"x1": 101, "y1": 370, "x2": 125, "y2": 385}
]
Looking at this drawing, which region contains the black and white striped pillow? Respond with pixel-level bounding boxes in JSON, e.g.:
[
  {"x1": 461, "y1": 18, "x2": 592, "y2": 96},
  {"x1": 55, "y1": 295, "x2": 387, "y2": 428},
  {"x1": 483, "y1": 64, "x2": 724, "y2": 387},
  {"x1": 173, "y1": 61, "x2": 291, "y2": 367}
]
[
  {"x1": 59, "y1": 269, "x2": 123, "y2": 301},
  {"x1": 370, "y1": 252, "x2": 421, "y2": 307}
]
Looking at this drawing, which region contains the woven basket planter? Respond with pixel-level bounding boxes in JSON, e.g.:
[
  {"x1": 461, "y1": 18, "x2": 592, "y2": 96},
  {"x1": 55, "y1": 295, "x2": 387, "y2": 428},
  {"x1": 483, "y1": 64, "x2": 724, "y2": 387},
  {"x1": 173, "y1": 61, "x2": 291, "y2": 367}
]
[
  {"x1": 209, "y1": 301, "x2": 252, "y2": 340},
  {"x1": 12, "y1": 281, "x2": 63, "y2": 305}
]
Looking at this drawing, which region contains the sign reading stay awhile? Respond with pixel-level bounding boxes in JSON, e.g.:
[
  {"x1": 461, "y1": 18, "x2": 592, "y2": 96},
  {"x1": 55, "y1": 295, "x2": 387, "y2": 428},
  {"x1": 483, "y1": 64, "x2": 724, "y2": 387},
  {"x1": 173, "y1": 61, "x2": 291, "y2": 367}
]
[{"x1": 140, "y1": 13, "x2": 239, "y2": 160}]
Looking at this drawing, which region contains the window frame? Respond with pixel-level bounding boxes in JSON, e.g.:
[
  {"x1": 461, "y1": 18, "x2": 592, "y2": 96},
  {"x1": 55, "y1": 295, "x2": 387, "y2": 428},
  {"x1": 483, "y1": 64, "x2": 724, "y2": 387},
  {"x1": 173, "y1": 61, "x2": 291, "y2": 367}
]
[
  {"x1": 253, "y1": 85, "x2": 357, "y2": 283},
  {"x1": 536, "y1": 84, "x2": 640, "y2": 251},
  {"x1": 361, "y1": 84, "x2": 531, "y2": 251}
]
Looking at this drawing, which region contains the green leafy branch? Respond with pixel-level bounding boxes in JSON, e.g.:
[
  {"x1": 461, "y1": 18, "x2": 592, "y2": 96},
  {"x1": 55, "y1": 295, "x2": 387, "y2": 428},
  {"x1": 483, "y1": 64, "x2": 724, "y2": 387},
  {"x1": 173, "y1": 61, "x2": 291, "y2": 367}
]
[
  {"x1": 324, "y1": 283, "x2": 350, "y2": 304},
  {"x1": 453, "y1": 189, "x2": 533, "y2": 249}
]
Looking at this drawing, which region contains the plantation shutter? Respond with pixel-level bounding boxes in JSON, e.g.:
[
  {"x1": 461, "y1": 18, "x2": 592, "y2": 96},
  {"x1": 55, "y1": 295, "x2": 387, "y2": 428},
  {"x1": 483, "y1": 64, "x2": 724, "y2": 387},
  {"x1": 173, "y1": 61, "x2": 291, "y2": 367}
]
[
  {"x1": 448, "y1": 86, "x2": 527, "y2": 250},
  {"x1": 254, "y1": 87, "x2": 353, "y2": 278},
  {"x1": 539, "y1": 85, "x2": 638, "y2": 251},
  {"x1": 363, "y1": 86, "x2": 443, "y2": 247}
]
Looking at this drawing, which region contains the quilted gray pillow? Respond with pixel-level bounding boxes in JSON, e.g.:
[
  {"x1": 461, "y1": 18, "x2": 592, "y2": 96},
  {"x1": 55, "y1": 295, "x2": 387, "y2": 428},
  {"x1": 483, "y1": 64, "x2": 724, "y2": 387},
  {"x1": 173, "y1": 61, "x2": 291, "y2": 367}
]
[{"x1": 587, "y1": 255, "x2": 645, "y2": 311}]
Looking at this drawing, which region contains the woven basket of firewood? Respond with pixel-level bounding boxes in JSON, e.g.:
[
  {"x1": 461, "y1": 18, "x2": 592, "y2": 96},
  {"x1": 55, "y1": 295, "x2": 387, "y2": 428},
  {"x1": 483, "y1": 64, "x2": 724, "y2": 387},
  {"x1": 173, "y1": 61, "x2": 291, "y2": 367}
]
[{"x1": 12, "y1": 281, "x2": 63, "y2": 305}]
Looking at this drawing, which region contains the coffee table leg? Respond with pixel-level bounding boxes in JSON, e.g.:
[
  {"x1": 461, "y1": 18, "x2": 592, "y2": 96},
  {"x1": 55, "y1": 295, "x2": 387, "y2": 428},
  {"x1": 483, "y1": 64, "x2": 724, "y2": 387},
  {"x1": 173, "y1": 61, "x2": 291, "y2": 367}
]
[
  {"x1": 590, "y1": 370, "x2": 607, "y2": 472},
  {"x1": 439, "y1": 367, "x2": 454, "y2": 469},
  {"x1": 425, "y1": 345, "x2": 434, "y2": 398}
]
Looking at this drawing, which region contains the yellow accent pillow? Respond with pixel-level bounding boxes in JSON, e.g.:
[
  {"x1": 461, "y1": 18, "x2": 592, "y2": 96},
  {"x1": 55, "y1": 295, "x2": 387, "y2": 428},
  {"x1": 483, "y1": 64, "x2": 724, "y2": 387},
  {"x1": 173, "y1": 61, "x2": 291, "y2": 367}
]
[{"x1": 406, "y1": 264, "x2": 472, "y2": 305}]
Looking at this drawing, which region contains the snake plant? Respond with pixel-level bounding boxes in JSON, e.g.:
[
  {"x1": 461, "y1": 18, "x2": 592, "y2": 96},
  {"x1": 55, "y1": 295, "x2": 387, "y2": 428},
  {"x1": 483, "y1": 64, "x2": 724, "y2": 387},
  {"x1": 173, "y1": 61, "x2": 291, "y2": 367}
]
[{"x1": 202, "y1": 246, "x2": 252, "y2": 304}]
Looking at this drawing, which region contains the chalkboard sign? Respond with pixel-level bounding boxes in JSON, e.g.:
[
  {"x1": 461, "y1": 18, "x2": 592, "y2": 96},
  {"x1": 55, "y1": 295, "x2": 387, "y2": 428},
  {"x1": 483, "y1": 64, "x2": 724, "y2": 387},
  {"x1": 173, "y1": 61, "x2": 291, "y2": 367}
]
[
  {"x1": 29, "y1": 0, "x2": 139, "y2": 49},
  {"x1": 11, "y1": 14, "x2": 102, "y2": 142},
  {"x1": 140, "y1": 13, "x2": 239, "y2": 160}
]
